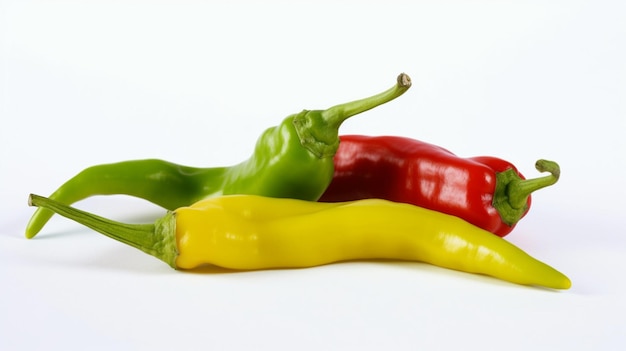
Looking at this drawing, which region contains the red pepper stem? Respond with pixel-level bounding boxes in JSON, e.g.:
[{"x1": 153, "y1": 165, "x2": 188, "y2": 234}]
[
  {"x1": 508, "y1": 159, "x2": 560, "y2": 210},
  {"x1": 27, "y1": 194, "x2": 178, "y2": 268}
]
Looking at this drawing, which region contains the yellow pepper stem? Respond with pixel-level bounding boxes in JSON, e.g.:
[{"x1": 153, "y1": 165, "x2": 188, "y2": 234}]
[{"x1": 27, "y1": 194, "x2": 178, "y2": 268}]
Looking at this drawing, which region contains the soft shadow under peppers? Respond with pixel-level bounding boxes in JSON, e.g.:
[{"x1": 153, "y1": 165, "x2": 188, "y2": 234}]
[
  {"x1": 28, "y1": 193, "x2": 571, "y2": 289},
  {"x1": 26, "y1": 74, "x2": 411, "y2": 239},
  {"x1": 319, "y1": 135, "x2": 560, "y2": 237}
]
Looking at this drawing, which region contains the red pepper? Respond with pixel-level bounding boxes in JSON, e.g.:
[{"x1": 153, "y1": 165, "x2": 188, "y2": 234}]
[{"x1": 319, "y1": 135, "x2": 560, "y2": 237}]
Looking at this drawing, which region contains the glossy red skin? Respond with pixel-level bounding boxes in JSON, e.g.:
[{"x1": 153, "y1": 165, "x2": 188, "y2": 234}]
[{"x1": 319, "y1": 135, "x2": 530, "y2": 237}]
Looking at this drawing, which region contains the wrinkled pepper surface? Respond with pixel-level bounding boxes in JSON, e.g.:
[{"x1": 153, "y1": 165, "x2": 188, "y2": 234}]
[
  {"x1": 28, "y1": 193, "x2": 571, "y2": 289},
  {"x1": 319, "y1": 135, "x2": 560, "y2": 237},
  {"x1": 26, "y1": 74, "x2": 411, "y2": 239}
]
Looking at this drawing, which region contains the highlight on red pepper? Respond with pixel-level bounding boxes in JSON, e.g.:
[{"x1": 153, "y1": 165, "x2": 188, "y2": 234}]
[
  {"x1": 25, "y1": 74, "x2": 412, "y2": 239},
  {"x1": 28, "y1": 193, "x2": 571, "y2": 290},
  {"x1": 319, "y1": 135, "x2": 561, "y2": 237}
]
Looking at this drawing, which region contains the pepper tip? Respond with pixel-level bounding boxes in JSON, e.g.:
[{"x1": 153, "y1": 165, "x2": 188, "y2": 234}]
[{"x1": 559, "y1": 271, "x2": 572, "y2": 289}]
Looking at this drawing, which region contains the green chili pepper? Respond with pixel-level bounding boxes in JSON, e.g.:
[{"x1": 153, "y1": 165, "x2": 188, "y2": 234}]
[{"x1": 26, "y1": 73, "x2": 412, "y2": 238}]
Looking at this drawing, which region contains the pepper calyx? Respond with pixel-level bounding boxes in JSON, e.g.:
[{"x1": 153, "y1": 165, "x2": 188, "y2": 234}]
[
  {"x1": 154, "y1": 212, "x2": 179, "y2": 269},
  {"x1": 293, "y1": 110, "x2": 340, "y2": 158}
]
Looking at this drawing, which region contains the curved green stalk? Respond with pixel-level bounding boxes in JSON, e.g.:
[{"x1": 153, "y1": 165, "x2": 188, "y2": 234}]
[
  {"x1": 508, "y1": 159, "x2": 560, "y2": 209},
  {"x1": 294, "y1": 73, "x2": 411, "y2": 158}
]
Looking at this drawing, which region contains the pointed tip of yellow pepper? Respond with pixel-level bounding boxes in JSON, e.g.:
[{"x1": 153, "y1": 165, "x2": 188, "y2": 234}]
[{"x1": 555, "y1": 275, "x2": 572, "y2": 290}]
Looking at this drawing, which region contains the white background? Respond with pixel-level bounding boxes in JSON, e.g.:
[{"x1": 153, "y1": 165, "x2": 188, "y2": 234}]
[{"x1": 1, "y1": 0, "x2": 625, "y2": 350}]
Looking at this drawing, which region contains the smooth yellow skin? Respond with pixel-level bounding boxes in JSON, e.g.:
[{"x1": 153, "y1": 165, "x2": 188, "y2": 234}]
[{"x1": 174, "y1": 195, "x2": 570, "y2": 289}]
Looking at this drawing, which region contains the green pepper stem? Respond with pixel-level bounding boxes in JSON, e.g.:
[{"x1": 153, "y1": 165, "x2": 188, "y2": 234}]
[
  {"x1": 27, "y1": 194, "x2": 177, "y2": 268},
  {"x1": 321, "y1": 73, "x2": 412, "y2": 128},
  {"x1": 294, "y1": 73, "x2": 412, "y2": 158},
  {"x1": 508, "y1": 159, "x2": 561, "y2": 209}
]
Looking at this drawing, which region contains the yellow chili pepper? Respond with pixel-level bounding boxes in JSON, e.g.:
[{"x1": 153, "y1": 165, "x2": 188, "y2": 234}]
[{"x1": 28, "y1": 194, "x2": 571, "y2": 289}]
